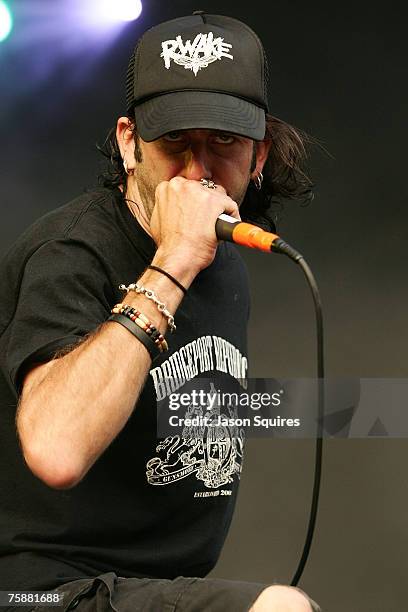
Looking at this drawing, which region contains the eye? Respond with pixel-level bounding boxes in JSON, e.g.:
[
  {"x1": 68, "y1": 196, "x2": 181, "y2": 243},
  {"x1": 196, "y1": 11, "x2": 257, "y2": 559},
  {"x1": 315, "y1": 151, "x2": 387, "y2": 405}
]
[
  {"x1": 213, "y1": 133, "x2": 235, "y2": 144},
  {"x1": 163, "y1": 131, "x2": 185, "y2": 142}
]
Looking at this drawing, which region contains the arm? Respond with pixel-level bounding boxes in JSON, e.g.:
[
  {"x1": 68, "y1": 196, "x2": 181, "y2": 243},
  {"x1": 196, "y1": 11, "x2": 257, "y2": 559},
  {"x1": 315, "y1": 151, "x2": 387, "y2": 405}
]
[
  {"x1": 17, "y1": 257, "x2": 192, "y2": 490},
  {"x1": 17, "y1": 178, "x2": 240, "y2": 489}
]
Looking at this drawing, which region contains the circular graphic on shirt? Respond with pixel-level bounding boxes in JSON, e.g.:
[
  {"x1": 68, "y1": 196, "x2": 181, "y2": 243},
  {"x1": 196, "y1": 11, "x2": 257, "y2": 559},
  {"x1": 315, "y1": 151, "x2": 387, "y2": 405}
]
[{"x1": 146, "y1": 384, "x2": 244, "y2": 489}]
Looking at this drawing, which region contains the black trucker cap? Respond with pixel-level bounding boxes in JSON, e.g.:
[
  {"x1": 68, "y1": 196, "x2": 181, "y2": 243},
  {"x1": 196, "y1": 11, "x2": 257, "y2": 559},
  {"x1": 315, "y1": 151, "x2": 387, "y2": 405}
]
[{"x1": 125, "y1": 11, "x2": 269, "y2": 142}]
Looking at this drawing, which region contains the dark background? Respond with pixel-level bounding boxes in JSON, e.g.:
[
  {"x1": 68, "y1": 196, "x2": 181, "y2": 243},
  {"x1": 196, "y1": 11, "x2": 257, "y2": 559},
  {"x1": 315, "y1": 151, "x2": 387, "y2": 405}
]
[{"x1": 1, "y1": 1, "x2": 407, "y2": 610}]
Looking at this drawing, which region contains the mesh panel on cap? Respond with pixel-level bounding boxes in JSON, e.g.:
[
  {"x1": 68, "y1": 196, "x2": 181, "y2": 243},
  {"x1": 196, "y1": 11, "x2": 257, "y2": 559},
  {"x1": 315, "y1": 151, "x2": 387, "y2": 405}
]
[
  {"x1": 263, "y1": 48, "x2": 270, "y2": 106},
  {"x1": 125, "y1": 48, "x2": 136, "y2": 114},
  {"x1": 125, "y1": 20, "x2": 161, "y2": 115}
]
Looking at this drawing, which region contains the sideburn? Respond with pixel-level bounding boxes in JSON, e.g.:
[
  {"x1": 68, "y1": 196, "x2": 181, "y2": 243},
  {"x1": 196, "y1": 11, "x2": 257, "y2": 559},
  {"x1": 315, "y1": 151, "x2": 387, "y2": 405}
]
[
  {"x1": 250, "y1": 142, "x2": 257, "y2": 173},
  {"x1": 133, "y1": 134, "x2": 143, "y2": 163}
]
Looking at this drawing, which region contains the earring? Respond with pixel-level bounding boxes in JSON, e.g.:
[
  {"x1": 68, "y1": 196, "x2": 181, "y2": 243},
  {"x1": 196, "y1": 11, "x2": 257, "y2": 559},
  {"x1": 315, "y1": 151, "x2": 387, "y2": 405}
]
[
  {"x1": 123, "y1": 159, "x2": 134, "y2": 176},
  {"x1": 253, "y1": 170, "x2": 263, "y2": 191}
]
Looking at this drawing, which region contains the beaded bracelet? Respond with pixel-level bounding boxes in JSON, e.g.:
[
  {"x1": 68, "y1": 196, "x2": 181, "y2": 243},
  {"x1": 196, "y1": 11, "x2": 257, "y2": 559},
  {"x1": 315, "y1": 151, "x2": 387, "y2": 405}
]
[
  {"x1": 119, "y1": 283, "x2": 176, "y2": 333},
  {"x1": 112, "y1": 303, "x2": 168, "y2": 352},
  {"x1": 108, "y1": 314, "x2": 160, "y2": 360}
]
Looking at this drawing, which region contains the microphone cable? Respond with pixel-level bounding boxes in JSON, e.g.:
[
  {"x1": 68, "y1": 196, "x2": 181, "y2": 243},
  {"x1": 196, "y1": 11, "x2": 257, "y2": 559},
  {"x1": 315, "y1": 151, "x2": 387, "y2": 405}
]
[
  {"x1": 269, "y1": 238, "x2": 324, "y2": 586},
  {"x1": 287, "y1": 256, "x2": 324, "y2": 587},
  {"x1": 216, "y1": 215, "x2": 325, "y2": 585}
]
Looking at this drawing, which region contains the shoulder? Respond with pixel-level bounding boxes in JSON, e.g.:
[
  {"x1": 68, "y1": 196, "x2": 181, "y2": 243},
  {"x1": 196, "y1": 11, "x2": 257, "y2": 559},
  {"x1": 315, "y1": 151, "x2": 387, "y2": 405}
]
[
  {"x1": 31, "y1": 187, "x2": 120, "y2": 243},
  {"x1": 0, "y1": 188, "x2": 127, "y2": 270}
]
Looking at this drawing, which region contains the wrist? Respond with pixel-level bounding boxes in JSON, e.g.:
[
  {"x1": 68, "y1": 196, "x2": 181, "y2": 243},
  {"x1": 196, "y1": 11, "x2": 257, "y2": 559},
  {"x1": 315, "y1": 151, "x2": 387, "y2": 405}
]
[{"x1": 152, "y1": 247, "x2": 200, "y2": 288}]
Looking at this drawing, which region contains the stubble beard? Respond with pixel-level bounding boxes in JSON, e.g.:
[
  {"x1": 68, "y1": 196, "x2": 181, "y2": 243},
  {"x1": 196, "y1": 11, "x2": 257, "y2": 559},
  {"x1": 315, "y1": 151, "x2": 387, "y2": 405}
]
[
  {"x1": 133, "y1": 165, "x2": 157, "y2": 222},
  {"x1": 132, "y1": 159, "x2": 252, "y2": 223}
]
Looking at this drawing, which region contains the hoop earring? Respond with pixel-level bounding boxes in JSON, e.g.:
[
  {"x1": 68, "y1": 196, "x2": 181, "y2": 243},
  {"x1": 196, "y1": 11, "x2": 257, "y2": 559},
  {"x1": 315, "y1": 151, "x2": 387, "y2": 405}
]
[
  {"x1": 123, "y1": 159, "x2": 134, "y2": 176},
  {"x1": 253, "y1": 170, "x2": 263, "y2": 191}
]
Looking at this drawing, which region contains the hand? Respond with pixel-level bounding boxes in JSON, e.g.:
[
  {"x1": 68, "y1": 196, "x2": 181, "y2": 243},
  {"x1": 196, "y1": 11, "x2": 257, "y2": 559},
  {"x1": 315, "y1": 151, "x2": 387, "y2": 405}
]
[{"x1": 150, "y1": 177, "x2": 241, "y2": 274}]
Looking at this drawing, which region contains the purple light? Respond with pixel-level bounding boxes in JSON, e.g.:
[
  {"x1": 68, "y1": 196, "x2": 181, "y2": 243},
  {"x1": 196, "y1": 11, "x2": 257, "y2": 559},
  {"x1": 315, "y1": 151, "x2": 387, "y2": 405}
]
[
  {"x1": 100, "y1": 0, "x2": 143, "y2": 23},
  {"x1": 76, "y1": 0, "x2": 143, "y2": 28},
  {"x1": 1, "y1": 0, "x2": 145, "y2": 114}
]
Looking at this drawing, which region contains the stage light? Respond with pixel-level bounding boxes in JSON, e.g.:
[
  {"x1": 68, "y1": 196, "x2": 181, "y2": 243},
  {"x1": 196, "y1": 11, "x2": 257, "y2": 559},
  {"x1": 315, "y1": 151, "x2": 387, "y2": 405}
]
[
  {"x1": 1, "y1": 0, "x2": 146, "y2": 114},
  {"x1": 100, "y1": 0, "x2": 143, "y2": 23},
  {"x1": 0, "y1": 0, "x2": 13, "y2": 42}
]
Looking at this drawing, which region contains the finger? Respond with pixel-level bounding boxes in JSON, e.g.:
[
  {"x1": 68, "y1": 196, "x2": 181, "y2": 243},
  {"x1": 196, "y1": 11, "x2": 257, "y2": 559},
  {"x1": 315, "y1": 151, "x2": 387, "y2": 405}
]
[
  {"x1": 168, "y1": 176, "x2": 188, "y2": 191},
  {"x1": 221, "y1": 197, "x2": 241, "y2": 221},
  {"x1": 198, "y1": 180, "x2": 227, "y2": 195},
  {"x1": 214, "y1": 184, "x2": 227, "y2": 195},
  {"x1": 155, "y1": 180, "x2": 169, "y2": 205}
]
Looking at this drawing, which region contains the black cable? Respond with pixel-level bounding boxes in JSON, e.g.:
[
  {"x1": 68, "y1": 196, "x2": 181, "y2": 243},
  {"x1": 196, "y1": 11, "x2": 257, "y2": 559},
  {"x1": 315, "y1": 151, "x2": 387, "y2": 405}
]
[
  {"x1": 271, "y1": 240, "x2": 324, "y2": 586},
  {"x1": 290, "y1": 257, "x2": 324, "y2": 586}
]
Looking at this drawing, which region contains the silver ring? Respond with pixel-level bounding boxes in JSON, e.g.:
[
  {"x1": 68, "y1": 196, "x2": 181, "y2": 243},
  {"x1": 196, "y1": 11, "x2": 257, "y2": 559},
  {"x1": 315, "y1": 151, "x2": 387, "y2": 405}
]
[{"x1": 200, "y1": 178, "x2": 217, "y2": 189}]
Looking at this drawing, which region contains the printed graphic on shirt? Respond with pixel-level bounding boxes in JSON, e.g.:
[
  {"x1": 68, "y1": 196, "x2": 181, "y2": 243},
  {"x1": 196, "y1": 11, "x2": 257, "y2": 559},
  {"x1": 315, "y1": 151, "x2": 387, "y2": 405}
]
[
  {"x1": 146, "y1": 337, "x2": 247, "y2": 490},
  {"x1": 150, "y1": 335, "x2": 248, "y2": 401},
  {"x1": 146, "y1": 383, "x2": 244, "y2": 489},
  {"x1": 161, "y1": 32, "x2": 233, "y2": 76}
]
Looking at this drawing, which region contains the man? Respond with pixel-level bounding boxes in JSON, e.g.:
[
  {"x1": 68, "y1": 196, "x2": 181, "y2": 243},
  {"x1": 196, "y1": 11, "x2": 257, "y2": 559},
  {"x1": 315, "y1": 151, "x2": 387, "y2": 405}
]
[{"x1": 0, "y1": 11, "x2": 319, "y2": 612}]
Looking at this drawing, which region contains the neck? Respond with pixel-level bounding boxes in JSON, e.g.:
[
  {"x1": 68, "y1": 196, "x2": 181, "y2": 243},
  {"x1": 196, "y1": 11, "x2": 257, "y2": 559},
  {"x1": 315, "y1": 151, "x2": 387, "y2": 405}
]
[{"x1": 120, "y1": 182, "x2": 152, "y2": 238}]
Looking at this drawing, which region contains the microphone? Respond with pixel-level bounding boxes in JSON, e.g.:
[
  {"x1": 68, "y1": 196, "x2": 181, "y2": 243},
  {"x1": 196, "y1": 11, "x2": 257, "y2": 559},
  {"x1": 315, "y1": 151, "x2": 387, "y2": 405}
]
[{"x1": 216, "y1": 214, "x2": 303, "y2": 262}]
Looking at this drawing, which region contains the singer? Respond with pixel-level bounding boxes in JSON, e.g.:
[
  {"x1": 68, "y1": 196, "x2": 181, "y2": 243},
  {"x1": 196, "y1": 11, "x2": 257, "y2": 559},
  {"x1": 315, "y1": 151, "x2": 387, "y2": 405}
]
[{"x1": 0, "y1": 12, "x2": 318, "y2": 612}]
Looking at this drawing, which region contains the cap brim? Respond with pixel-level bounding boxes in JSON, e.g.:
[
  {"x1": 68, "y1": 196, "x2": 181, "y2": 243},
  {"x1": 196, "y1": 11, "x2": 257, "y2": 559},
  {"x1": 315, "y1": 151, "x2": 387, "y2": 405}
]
[{"x1": 134, "y1": 91, "x2": 266, "y2": 142}]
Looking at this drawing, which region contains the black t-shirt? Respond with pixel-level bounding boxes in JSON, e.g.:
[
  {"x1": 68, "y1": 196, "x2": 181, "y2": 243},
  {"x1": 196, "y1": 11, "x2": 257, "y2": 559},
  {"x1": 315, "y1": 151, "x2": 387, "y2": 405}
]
[{"x1": 0, "y1": 188, "x2": 249, "y2": 591}]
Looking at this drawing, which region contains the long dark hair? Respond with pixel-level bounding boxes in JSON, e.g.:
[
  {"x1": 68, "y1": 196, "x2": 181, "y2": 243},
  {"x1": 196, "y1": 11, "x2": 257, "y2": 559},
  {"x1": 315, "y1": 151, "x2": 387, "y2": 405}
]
[{"x1": 97, "y1": 114, "x2": 314, "y2": 231}]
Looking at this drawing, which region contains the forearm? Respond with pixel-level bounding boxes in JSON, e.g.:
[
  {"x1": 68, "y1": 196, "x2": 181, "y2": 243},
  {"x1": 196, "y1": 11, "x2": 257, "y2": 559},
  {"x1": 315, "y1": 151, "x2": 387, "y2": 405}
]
[{"x1": 17, "y1": 251, "x2": 197, "y2": 488}]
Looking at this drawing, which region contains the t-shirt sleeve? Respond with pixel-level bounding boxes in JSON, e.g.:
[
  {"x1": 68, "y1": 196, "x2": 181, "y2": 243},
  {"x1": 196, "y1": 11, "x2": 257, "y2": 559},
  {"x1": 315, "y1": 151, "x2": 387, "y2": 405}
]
[{"x1": 3, "y1": 238, "x2": 113, "y2": 395}]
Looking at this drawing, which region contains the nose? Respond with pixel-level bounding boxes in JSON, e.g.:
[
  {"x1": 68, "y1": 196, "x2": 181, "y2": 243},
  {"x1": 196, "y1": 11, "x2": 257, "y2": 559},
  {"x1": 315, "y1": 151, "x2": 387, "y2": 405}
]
[{"x1": 181, "y1": 147, "x2": 212, "y2": 182}]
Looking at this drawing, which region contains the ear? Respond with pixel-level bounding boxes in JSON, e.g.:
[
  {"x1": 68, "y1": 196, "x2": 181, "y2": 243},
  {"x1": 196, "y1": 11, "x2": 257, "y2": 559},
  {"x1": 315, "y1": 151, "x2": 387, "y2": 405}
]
[
  {"x1": 250, "y1": 138, "x2": 272, "y2": 179},
  {"x1": 116, "y1": 117, "x2": 136, "y2": 171}
]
